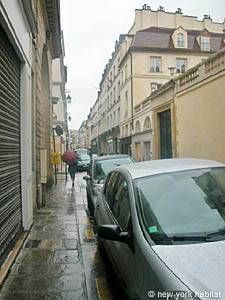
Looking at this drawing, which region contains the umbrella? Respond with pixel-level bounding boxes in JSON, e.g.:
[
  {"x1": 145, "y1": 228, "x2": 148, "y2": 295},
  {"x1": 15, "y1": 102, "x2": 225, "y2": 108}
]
[{"x1": 62, "y1": 151, "x2": 77, "y2": 165}]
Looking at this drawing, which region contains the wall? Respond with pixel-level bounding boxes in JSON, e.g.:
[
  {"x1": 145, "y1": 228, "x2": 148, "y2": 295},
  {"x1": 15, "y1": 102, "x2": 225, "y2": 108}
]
[
  {"x1": 132, "y1": 51, "x2": 208, "y2": 107},
  {"x1": 175, "y1": 72, "x2": 225, "y2": 163}
]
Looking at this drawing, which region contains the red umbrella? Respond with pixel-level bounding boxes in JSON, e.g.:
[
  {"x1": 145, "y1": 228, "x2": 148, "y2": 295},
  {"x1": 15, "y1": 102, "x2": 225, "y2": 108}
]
[{"x1": 62, "y1": 151, "x2": 77, "y2": 165}]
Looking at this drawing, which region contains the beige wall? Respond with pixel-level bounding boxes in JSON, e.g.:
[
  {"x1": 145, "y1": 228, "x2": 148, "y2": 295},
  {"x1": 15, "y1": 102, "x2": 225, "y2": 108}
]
[
  {"x1": 132, "y1": 51, "x2": 208, "y2": 107},
  {"x1": 175, "y1": 73, "x2": 225, "y2": 163}
]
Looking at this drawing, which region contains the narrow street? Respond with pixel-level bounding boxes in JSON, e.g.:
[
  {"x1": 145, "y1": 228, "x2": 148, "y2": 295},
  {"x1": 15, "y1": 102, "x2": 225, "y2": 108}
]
[{"x1": 0, "y1": 173, "x2": 122, "y2": 300}]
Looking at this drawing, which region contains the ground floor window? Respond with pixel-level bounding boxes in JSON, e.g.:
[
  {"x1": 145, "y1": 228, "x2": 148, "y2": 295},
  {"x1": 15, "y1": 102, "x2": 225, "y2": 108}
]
[{"x1": 143, "y1": 141, "x2": 151, "y2": 161}]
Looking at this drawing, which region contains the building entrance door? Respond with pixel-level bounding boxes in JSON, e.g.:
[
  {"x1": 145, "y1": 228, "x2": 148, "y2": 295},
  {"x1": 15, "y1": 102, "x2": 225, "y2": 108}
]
[{"x1": 159, "y1": 109, "x2": 172, "y2": 159}]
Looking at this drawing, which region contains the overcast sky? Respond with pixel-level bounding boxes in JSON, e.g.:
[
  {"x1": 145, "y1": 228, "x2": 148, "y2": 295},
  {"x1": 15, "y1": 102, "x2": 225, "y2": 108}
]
[{"x1": 61, "y1": 0, "x2": 225, "y2": 130}]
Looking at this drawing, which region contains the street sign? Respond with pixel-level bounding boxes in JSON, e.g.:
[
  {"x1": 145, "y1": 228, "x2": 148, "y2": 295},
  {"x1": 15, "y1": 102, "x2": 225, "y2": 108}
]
[{"x1": 55, "y1": 125, "x2": 63, "y2": 136}]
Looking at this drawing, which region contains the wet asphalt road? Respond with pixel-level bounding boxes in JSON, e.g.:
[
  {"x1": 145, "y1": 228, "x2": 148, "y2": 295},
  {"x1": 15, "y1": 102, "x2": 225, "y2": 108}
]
[{"x1": 0, "y1": 173, "x2": 125, "y2": 300}]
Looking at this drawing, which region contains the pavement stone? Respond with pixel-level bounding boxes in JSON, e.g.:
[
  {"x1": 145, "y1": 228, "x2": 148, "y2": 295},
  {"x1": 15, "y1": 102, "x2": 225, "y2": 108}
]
[{"x1": 0, "y1": 173, "x2": 117, "y2": 300}]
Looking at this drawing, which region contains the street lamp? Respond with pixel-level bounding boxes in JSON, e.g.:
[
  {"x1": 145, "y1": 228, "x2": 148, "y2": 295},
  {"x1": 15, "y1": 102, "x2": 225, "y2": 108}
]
[{"x1": 66, "y1": 94, "x2": 72, "y2": 103}]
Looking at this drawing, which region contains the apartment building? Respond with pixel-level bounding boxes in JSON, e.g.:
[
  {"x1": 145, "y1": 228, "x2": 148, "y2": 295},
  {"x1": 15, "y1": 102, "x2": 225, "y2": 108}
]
[
  {"x1": 0, "y1": 0, "x2": 62, "y2": 273},
  {"x1": 150, "y1": 48, "x2": 225, "y2": 163},
  {"x1": 52, "y1": 32, "x2": 68, "y2": 165},
  {"x1": 87, "y1": 5, "x2": 225, "y2": 159}
]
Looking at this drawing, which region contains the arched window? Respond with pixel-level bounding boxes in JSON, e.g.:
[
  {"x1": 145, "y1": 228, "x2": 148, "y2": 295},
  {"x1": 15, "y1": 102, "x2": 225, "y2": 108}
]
[
  {"x1": 135, "y1": 120, "x2": 141, "y2": 133},
  {"x1": 144, "y1": 116, "x2": 151, "y2": 130},
  {"x1": 177, "y1": 33, "x2": 185, "y2": 47}
]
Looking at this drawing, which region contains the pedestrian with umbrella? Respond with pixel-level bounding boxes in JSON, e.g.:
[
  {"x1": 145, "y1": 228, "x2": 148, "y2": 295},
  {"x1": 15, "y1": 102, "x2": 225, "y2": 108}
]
[{"x1": 62, "y1": 150, "x2": 78, "y2": 187}]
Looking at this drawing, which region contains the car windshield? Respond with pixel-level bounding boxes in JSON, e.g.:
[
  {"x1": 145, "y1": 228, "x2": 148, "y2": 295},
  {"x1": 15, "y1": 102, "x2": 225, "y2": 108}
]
[
  {"x1": 94, "y1": 157, "x2": 133, "y2": 180},
  {"x1": 135, "y1": 167, "x2": 225, "y2": 244},
  {"x1": 80, "y1": 154, "x2": 90, "y2": 161}
]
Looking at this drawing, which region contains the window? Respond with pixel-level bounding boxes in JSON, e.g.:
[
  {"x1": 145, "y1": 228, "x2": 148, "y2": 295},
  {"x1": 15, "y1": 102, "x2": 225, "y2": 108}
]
[
  {"x1": 201, "y1": 36, "x2": 210, "y2": 52},
  {"x1": 112, "y1": 174, "x2": 131, "y2": 231},
  {"x1": 135, "y1": 168, "x2": 225, "y2": 243},
  {"x1": 177, "y1": 33, "x2": 185, "y2": 47},
  {"x1": 150, "y1": 57, "x2": 161, "y2": 72},
  {"x1": 144, "y1": 116, "x2": 151, "y2": 130},
  {"x1": 176, "y1": 58, "x2": 187, "y2": 74},
  {"x1": 117, "y1": 108, "x2": 120, "y2": 122},
  {"x1": 125, "y1": 124, "x2": 128, "y2": 136},
  {"x1": 125, "y1": 64, "x2": 128, "y2": 80},
  {"x1": 125, "y1": 91, "x2": 128, "y2": 117},
  {"x1": 135, "y1": 120, "x2": 141, "y2": 133},
  {"x1": 117, "y1": 81, "x2": 120, "y2": 100},
  {"x1": 104, "y1": 172, "x2": 119, "y2": 209},
  {"x1": 151, "y1": 82, "x2": 158, "y2": 92}
]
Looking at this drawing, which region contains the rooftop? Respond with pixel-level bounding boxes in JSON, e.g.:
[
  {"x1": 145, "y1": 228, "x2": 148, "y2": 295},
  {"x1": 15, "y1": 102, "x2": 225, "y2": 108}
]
[{"x1": 131, "y1": 27, "x2": 225, "y2": 52}]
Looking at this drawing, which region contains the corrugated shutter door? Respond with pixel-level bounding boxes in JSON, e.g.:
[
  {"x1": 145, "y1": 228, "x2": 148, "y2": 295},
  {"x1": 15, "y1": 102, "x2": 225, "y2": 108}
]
[{"x1": 0, "y1": 24, "x2": 22, "y2": 264}]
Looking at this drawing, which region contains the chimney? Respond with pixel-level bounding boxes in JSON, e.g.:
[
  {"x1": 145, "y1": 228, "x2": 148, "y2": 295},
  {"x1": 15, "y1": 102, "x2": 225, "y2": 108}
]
[
  {"x1": 158, "y1": 6, "x2": 165, "y2": 12},
  {"x1": 203, "y1": 14, "x2": 212, "y2": 20},
  {"x1": 176, "y1": 8, "x2": 183, "y2": 14}
]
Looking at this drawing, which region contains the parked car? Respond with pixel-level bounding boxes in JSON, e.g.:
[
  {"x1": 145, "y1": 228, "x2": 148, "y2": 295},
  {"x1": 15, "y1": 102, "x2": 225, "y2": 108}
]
[
  {"x1": 95, "y1": 158, "x2": 225, "y2": 299},
  {"x1": 77, "y1": 153, "x2": 91, "y2": 171},
  {"x1": 83, "y1": 154, "x2": 134, "y2": 216}
]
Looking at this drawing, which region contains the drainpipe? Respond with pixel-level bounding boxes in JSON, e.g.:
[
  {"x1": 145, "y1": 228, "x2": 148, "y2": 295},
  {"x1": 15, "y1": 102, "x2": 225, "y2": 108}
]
[{"x1": 130, "y1": 51, "x2": 134, "y2": 155}]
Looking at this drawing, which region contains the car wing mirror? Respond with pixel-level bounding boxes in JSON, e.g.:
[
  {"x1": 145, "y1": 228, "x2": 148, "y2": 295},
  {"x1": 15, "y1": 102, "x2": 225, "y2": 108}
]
[
  {"x1": 97, "y1": 225, "x2": 129, "y2": 244},
  {"x1": 83, "y1": 175, "x2": 91, "y2": 181}
]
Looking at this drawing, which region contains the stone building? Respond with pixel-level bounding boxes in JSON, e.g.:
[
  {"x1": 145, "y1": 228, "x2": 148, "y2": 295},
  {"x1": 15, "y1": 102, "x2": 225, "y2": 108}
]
[
  {"x1": 52, "y1": 32, "x2": 68, "y2": 168},
  {"x1": 0, "y1": 0, "x2": 35, "y2": 272},
  {"x1": 32, "y1": 0, "x2": 62, "y2": 206},
  {"x1": 149, "y1": 48, "x2": 225, "y2": 163},
  {"x1": 86, "y1": 5, "x2": 225, "y2": 159},
  {"x1": 0, "y1": 0, "x2": 63, "y2": 278}
]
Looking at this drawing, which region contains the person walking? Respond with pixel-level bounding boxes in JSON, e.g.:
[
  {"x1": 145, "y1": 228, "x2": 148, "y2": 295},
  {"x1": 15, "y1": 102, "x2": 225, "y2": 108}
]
[
  {"x1": 68, "y1": 162, "x2": 76, "y2": 187},
  {"x1": 62, "y1": 150, "x2": 78, "y2": 187}
]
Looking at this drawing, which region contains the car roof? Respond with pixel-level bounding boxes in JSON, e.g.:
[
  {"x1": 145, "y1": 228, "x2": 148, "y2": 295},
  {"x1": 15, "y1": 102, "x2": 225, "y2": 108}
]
[
  {"x1": 94, "y1": 154, "x2": 132, "y2": 162},
  {"x1": 117, "y1": 158, "x2": 225, "y2": 179}
]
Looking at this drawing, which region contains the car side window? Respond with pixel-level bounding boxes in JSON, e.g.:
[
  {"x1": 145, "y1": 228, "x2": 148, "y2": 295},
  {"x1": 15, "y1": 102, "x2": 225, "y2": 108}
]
[
  {"x1": 104, "y1": 172, "x2": 119, "y2": 209},
  {"x1": 112, "y1": 174, "x2": 131, "y2": 231}
]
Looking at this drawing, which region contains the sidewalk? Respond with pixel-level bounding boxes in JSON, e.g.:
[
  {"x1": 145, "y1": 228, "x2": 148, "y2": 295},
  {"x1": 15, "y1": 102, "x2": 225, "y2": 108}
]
[{"x1": 0, "y1": 174, "x2": 113, "y2": 300}]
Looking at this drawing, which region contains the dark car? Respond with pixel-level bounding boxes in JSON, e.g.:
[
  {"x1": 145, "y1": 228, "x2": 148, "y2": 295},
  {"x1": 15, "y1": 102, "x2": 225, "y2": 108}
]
[
  {"x1": 83, "y1": 154, "x2": 134, "y2": 216},
  {"x1": 95, "y1": 158, "x2": 225, "y2": 299},
  {"x1": 77, "y1": 153, "x2": 91, "y2": 172}
]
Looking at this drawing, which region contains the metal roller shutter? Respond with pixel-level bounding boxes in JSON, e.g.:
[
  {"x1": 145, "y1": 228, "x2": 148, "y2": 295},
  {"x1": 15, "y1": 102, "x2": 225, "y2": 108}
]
[{"x1": 0, "y1": 24, "x2": 22, "y2": 265}]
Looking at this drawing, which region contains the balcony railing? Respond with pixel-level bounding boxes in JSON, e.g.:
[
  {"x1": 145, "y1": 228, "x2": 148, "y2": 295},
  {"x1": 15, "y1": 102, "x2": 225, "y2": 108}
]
[{"x1": 177, "y1": 48, "x2": 225, "y2": 92}]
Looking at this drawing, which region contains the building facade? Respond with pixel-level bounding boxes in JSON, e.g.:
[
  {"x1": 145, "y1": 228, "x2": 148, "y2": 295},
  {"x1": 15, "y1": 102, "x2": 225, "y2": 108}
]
[
  {"x1": 86, "y1": 5, "x2": 225, "y2": 159},
  {"x1": 0, "y1": 0, "x2": 34, "y2": 267},
  {"x1": 150, "y1": 48, "x2": 225, "y2": 163},
  {"x1": 33, "y1": 0, "x2": 62, "y2": 207},
  {"x1": 52, "y1": 32, "x2": 68, "y2": 169},
  {"x1": 0, "y1": 0, "x2": 63, "y2": 274}
]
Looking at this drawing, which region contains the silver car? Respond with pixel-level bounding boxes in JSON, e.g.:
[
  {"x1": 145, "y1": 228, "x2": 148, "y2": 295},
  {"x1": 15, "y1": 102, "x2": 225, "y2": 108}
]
[
  {"x1": 83, "y1": 154, "x2": 134, "y2": 216},
  {"x1": 95, "y1": 158, "x2": 225, "y2": 300}
]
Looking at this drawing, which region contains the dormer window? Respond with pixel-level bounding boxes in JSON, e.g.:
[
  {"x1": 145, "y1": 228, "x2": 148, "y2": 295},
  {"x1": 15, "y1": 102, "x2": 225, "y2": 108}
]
[
  {"x1": 177, "y1": 33, "x2": 185, "y2": 47},
  {"x1": 200, "y1": 36, "x2": 210, "y2": 51}
]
